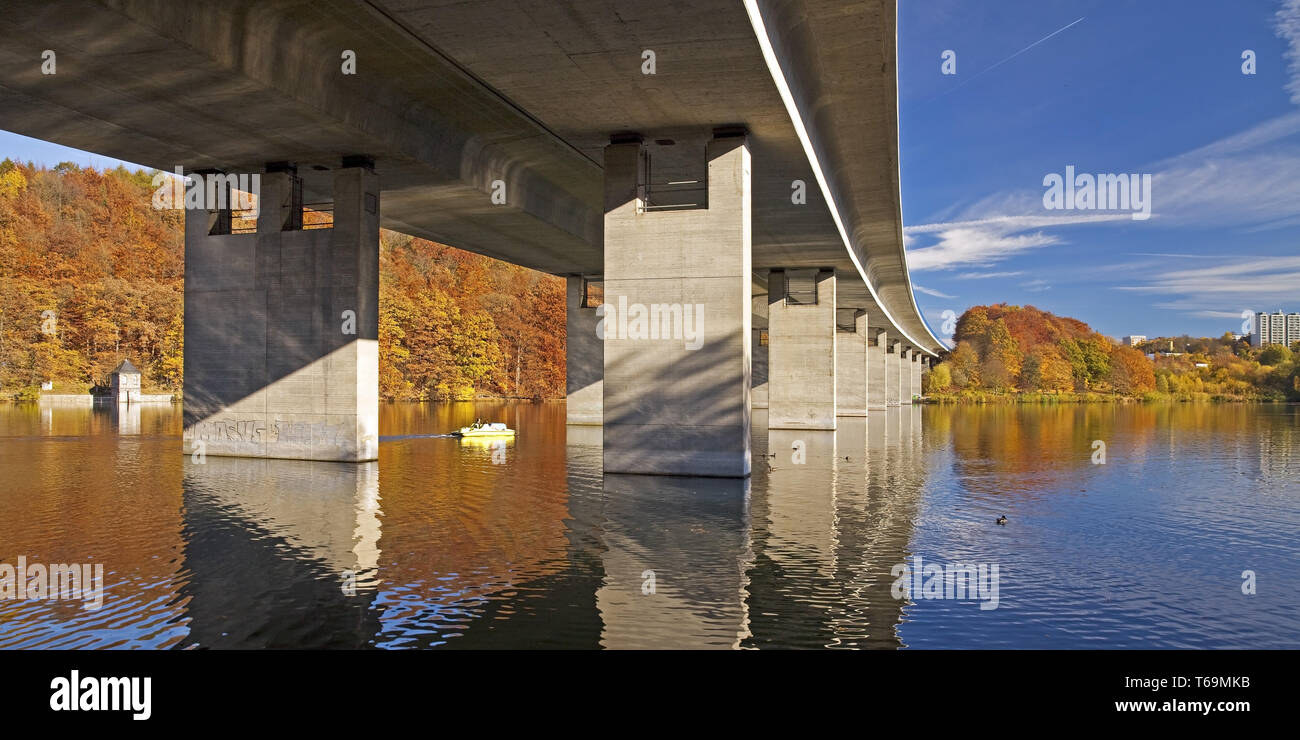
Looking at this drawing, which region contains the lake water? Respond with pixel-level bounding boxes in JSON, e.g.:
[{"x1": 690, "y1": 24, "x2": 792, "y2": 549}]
[{"x1": 1, "y1": 402, "x2": 1296, "y2": 649}]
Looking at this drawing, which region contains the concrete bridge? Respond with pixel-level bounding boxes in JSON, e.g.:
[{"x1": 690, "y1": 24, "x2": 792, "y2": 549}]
[{"x1": 0, "y1": 0, "x2": 943, "y2": 476}]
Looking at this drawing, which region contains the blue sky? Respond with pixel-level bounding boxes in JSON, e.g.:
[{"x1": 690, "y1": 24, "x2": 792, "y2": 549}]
[
  {"x1": 1, "y1": 131, "x2": 144, "y2": 173},
  {"x1": 899, "y1": 0, "x2": 1300, "y2": 341}
]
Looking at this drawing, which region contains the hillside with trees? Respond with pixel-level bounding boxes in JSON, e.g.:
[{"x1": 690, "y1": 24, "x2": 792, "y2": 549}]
[
  {"x1": 925, "y1": 304, "x2": 1300, "y2": 402},
  {"x1": 0, "y1": 159, "x2": 566, "y2": 401}
]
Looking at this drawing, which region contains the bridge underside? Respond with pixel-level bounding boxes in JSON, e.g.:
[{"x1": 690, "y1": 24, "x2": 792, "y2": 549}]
[{"x1": 0, "y1": 0, "x2": 939, "y2": 474}]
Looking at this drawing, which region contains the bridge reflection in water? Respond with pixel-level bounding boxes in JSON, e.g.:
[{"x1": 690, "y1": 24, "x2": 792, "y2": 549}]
[
  {"x1": 162, "y1": 403, "x2": 930, "y2": 645},
  {"x1": 8, "y1": 403, "x2": 1294, "y2": 648},
  {"x1": 0, "y1": 402, "x2": 927, "y2": 649},
  {"x1": 179, "y1": 458, "x2": 383, "y2": 648},
  {"x1": 169, "y1": 404, "x2": 925, "y2": 649}
]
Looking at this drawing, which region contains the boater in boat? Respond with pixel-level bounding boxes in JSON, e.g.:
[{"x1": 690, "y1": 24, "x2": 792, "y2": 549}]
[{"x1": 458, "y1": 418, "x2": 517, "y2": 437}]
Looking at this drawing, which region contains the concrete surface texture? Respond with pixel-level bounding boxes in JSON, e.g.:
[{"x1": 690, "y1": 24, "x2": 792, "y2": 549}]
[
  {"x1": 886, "y1": 342, "x2": 901, "y2": 407},
  {"x1": 835, "y1": 310, "x2": 868, "y2": 417},
  {"x1": 910, "y1": 354, "x2": 922, "y2": 401},
  {"x1": 751, "y1": 292, "x2": 769, "y2": 409},
  {"x1": 868, "y1": 329, "x2": 889, "y2": 410},
  {"x1": 182, "y1": 167, "x2": 380, "y2": 462},
  {"x1": 898, "y1": 348, "x2": 912, "y2": 405},
  {"x1": 0, "y1": 1, "x2": 955, "y2": 474},
  {"x1": 0, "y1": 0, "x2": 944, "y2": 359},
  {"x1": 768, "y1": 269, "x2": 837, "y2": 430},
  {"x1": 565, "y1": 276, "x2": 603, "y2": 425},
  {"x1": 601, "y1": 135, "x2": 752, "y2": 477}
]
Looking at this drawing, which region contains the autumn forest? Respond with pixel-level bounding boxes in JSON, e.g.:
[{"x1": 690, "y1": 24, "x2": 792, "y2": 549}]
[
  {"x1": 927, "y1": 304, "x2": 1300, "y2": 401},
  {"x1": 0, "y1": 160, "x2": 566, "y2": 401},
  {"x1": 3, "y1": 161, "x2": 1297, "y2": 405}
]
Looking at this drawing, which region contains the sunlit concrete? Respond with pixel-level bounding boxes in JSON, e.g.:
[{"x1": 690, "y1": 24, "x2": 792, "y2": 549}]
[
  {"x1": 0, "y1": 0, "x2": 951, "y2": 469},
  {"x1": 601, "y1": 135, "x2": 752, "y2": 477},
  {"x1": 898, "y1": 348, "x2": 914, "y2": 405},
  {"x1": 0, "y1": 0, "x2": 946, "y2": 360},
  {"x1": 768, "y1": 269, "x2": 836, "y2": 430},
  {"x1": 868, "y1": 329, "x2": 888, "y2": 410},
  {"x1": 835, "y1": 310, "x2": 868, "y2": 416},
  {"x1": 886, "y1": 342, "x2": 901, "y2": 407},
  {"x1": 910, "y1": 354, "x2": 922, "y2": 402},
  {"x1": 181, "y1": 167, "x2": 379, "y2": 462}
]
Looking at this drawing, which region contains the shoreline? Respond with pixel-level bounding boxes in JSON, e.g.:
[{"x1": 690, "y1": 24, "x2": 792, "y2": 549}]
[{"x1": 920, "y1": 392, "x2": 1287, "y2": 404}]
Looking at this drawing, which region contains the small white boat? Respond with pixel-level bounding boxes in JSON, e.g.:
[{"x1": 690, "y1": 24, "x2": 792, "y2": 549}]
[{"x1": 458, "y1": 420, "x2": 516, "y2": 437}]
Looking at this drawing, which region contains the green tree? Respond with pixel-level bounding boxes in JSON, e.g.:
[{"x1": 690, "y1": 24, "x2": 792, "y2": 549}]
[
  {"x1": 1258, "y1": 343, "x2": 1292, "y2": 366},
  {"x1": 1059, "y1": 337, "x2": 1111, "y2": 390},
  {"x1": 924, "y1": 362, "x2": 952, "y2": 393}
]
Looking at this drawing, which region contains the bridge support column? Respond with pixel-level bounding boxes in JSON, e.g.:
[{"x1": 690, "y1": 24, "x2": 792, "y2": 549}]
[
  {"x1": 768, "y1": 269, "x2": 837, "y2": 430},
  {"x1": 899, "y1": 348, "x2": 913, "y2": 405},
  {"x1": 911, "y1": 354, "x2": 922, "y2": 402},
  {"x1": 182, "y1": 165, "x2": 379, "y2": 461},
  {"x1": 566, "y1": 275, "x2": 603, "y2": 425},
  {"x1": 601, "y1": 133, "x2": 752, "y2": 477},
  {"x1": 886, "y1": 341, "x2": 901, "y2": 406},
  {"x1": 868, "y1": 329, "x2": 888, "y2": 409},
  {"x1": 835, "y1": 309, "x2": 867, "y2": 416},
  {"x1": 751, "y1": 293, "x2": 768, "y2": 409}
]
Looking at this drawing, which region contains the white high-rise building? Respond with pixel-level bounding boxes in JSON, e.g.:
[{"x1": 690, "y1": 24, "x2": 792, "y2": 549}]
[{"x1": 1251, "y1": 311, "x2": 1300, "y2": 347}]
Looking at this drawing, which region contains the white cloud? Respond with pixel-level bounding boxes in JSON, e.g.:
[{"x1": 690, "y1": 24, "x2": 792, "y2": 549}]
[
  {"x1": 913, "y1": 285, "x2": 956, "y2": 298},
  {"x1": 1191, "y1": 310, "x2": 1253, "y2": 320},
  {"x1": 904, "y1": 214, "x2": 1126, "y2": 272},
  {"x1": 1277, "y1": 0, "x2": 1300, "y2": 104},
  {"x1": 1149, "y1": 149, "x2": 1300, "y2": 228},
  {"x1": 902, "y1": 1, "x2": 1300, "y2": 281},
  {"x1": 1153, "y1": 111, "x2": 1300, "y2": 167},
  {"x1": 956, "y1": 270, "x2": 1025, "y2": 279},
  {"x1": 904, "y1": 119, "x2": 1300, "y2": 273},
  {"x1": 1117, "y1": 256, "x2": 1300, "y2": 317},
  {"x1": 1125, "y1": 252, "x2": 1223, "y2": 259}
]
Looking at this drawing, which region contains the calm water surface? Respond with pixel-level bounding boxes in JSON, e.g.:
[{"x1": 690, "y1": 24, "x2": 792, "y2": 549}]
[{"x1": 1, "y1": 402, "x2": 1296, "y2": 649}]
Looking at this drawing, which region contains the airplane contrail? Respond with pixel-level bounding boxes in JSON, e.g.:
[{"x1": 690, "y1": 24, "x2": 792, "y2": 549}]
[{"x1": 936, "y1": 16, "x2": 1086, "y2": 98}]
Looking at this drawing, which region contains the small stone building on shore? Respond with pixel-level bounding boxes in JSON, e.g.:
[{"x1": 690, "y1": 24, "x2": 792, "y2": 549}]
[{"x1": 109, "y1": 359, "x2": 142, "y2": 404}]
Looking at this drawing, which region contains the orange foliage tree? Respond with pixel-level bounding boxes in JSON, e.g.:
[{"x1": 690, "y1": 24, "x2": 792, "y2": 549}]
[
  {"x1": 1, "y1": 160, "x2": 568, "y2": 400},
  {"x1": 938, "y1": 303, "x2": 1156, "y2": 395}
]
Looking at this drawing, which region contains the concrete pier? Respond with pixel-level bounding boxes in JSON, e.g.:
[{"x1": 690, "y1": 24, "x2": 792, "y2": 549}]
[
  {"x1": 835, "y1": 309, "x2": 868, "y2": 416},
  {"x1": 911, "y1": 354, "x2": 922, "y2": 402},
  {"x1": 899, "y1": 348, "x2": 913, "y2": 405},
  {"x1": 566, "y1": 275, "x2": 603, "y2": 425},
  {"x1": 1, "y1": 2, "x2": 954, "y2": 463},
  {"x1": 601, "y1": 133, "x2": 752, "y2": 477},
  {"x1": 886, "y1": 342, "x2": 902, "y2": 407},
  {"x1": 868, "y1": 329, "x2": 888, "y2": 410},
  {"x1": 182, "y1": 166, "x2": 379, "y2": 462},
  {"x1": 885, "y1": 342, "x2": 899, "y2": 407},
  {"x1": 768, "y1": 269, "x2": 837, "y2": 430},
  {"x1": 751, "y1": 293, "x2": 769, "y2": 410}
]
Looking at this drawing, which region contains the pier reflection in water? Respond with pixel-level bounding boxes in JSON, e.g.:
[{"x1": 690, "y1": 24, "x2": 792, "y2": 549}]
[
  {"x1": 178, "y1": 458, "x2": 382, "y2": 648},
  {"x1": 2, "y1": 402, "x2": 1297, "y2": 648}
]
